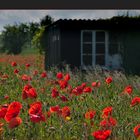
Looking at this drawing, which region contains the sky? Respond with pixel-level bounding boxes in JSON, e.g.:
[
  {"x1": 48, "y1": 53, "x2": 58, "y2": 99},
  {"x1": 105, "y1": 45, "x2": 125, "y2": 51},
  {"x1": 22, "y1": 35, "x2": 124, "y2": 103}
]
[{"x1": 0, "y1": 10, "x2": 140, "y2": 31}]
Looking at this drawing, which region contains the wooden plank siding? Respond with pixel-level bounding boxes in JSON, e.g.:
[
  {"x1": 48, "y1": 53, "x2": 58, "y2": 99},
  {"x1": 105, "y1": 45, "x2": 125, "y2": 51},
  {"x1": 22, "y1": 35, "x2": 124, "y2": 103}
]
[
  {"x1": 122, "y1": 31, "x2": 140, "y2": 74},
  {"x1": 60, "y1": 29, "x2": 81, "y2": 68},
  {"x1": 45, "y1": 25, "x2": 61, "y2": 69}
]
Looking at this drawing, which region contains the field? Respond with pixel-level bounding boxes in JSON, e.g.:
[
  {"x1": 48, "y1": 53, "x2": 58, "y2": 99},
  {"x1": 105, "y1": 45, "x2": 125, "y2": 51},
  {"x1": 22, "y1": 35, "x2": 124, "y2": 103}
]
[{"x1": 0, "y1": 54, "x2": 140, "y2": 140}]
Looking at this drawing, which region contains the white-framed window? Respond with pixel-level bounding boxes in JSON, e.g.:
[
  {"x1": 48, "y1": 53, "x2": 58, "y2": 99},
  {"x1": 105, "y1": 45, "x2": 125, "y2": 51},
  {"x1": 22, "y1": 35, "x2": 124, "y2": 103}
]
[{"x1": 81, "y1": 30, "x2": 109, "y2": 68}]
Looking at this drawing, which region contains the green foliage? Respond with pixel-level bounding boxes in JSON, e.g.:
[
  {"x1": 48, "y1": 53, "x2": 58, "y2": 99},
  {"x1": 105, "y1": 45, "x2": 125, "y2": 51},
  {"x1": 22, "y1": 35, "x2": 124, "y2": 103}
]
[
  {"x1": 32, "y1": 26, "x2": 45, "y2": 54},
  {"x1": 32, "y1": 15, "x2": 54, "y2": 54},
  {"x1": 0, "y1": 22, "x2": 40, "y2": 55},
  {"x1": 40, "y1": 15, "x2": 54, "y2": 26},
  {"x1": 0, "y1": 14, "x2": 53, "y2": 55},
  {"x1": 1, "y1": 23, "x2": 28, "y2": 54},
  {"x1": 20, "y1": 47, "x2": 39, "y2": 55}
]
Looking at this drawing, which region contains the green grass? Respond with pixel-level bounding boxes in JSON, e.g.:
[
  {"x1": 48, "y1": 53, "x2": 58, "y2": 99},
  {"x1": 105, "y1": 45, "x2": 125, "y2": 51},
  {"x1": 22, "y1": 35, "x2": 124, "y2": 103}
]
[{"x1": 20, "y1": 47, "x2": 39, "y2": 55}]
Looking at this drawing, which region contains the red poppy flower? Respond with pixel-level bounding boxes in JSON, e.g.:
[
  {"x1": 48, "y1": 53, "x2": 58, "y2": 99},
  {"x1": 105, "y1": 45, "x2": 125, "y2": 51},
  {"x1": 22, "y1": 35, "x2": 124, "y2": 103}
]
[
  {"x1": 81, "y1": 83, "x2": 86, "y2": 89},
  {"x1": 11, "y1": 62, "x2": 17, "y2": 67},
  {"x1": 64, "y1": 74, "x2": 70, "y2": 81},
  {"x1": 22, "y1": 91, "x2": 28, "y2": 100},
  {"x1": 4, "y1": 95, "x2": 9, "y2": 100},
  {"x1": 100, "y1": 117, "x2": 117, "y2": 128},
  {"x1": 22, "y1": 90, "x2": 28, "y2": 99},
  {"x1": 56, "y1": 72, "x2": 63, "y2": 79},
  {"x1": 5, "y1": 102, "x2": 22, "y2": 122},
  {"x1": 58, "y1": 80, "x2": 68, "y2": 89},
  {"x1": 134, "y1": 124, "x2": 140, "y2": 138},
  {"x1": 33, "y1": 70, "x2": 38, "y2": 76},
  {"x1": 22, "y1": 85, "x2": 37, "y2": 99},
  {"x1": 83, "y1": 87, "x2": 92, "y2": 93},
  {"x1": 14, "y1": 69, "x2": 19, "y2": 74},
  {"x1": 100, "y1": 119, "x2": 108, "y2": 128},
  {"x1": 41, "y1": 72, "x2": 47, "y2": 78},
  {"x1": 9, "y1": 117, "x2": 22, "y2": 129},
  {"x1": 72, "y1": 86, "x2": 83, "y2": 95},
  {"x1": 28, "y1": 88, "x2": 37, "y2": 98},
  {"x1": 23, "y1": 84, "x2": 32, "y2": 91},
  {"x1": 102, "y1": 107, "x2": 113, "y2": 119},
  {"x1": 105, "y1": 77, "x2": 113, "y2": 84},
  {"x1": 0, "y1": 107, "x2": 8, "y2": 119},
  {"x1": 46, "y1": 111, "x2": 51, "y2": 118},
  {"x1": 108, "y1": 117, "x2": 117, "y2": 126},
  {"x1": 60, "y1": 95, "x2": 68, "y2": 102},
  {"x1": 92, "y1": 129, "x2": 111, "y2": 140},
  {"x1": 25, "y1": 63, "x2": 30, "y2": 67},
  {"x1": 50, "y1": 105, "x2": 60, "y2": 113},
  {"x1": 29, "y1": 102, "x2": 42, "y2": 113},
  {"x1": 61, "y1": 106, "x2": 70, "y2": 118},
  {"x1": 21, "y1": 74, "x2": 31, "y2": 81},
  {"x1": 92, "y1": 81, "x2": 101, "y2": 88},
  {"x1": 85, "y1": 110, "x2": 96, "y2": 120},
  {"x1": 29, "y1": 102, "x2": 45, "y2": 123},
  {"x1": 51, "y1": 88, "x2": 59, "y2": 98},
  {"x1": 124, "y1": 85, "x2": 133, "y2": 95},
  {"x1": 67, "y1": 84, "x2": 72, "y2": 93},
  {"x1": 131, "y1": 97, "x2": 140, "y2": 107}
]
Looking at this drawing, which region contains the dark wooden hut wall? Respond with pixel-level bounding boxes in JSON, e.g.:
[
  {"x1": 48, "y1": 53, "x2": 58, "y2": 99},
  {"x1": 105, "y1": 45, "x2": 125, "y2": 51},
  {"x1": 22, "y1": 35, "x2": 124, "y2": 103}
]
[
  {"x1": 122, "y1": 31, "x2": 140, "y2": 74},
  {"x1": 60, "y1": 29, "x2": 81, "y2": 68},
  {"x1": 45, "y1": 26, "x2": 61, "y2": 69}
]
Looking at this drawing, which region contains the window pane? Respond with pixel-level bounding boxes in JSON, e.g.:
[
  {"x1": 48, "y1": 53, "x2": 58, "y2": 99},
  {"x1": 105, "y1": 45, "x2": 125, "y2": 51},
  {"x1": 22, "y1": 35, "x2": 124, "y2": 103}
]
[
  {"x1": 83, "y1": 31, "x2": 92, "y2": 42},
  {"x1": 96, "y1": 55, "x2": 105, "y2": 65},
  {"x1": 83, "y1": 55, "x2": 92, "y2": 65},
  {"x1": 96, "y1": 32, "x2": 105, "y2": 42},
  {"x1": 83, "y1": 44, "x2": 92, "y2": 54},
  {"x1": 96, "y1": 43, "x2": 105, "y2": 54}
]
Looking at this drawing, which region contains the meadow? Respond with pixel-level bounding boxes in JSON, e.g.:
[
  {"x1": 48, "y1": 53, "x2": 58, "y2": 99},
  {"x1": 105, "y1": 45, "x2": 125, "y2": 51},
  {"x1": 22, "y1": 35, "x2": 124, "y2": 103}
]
[{"x1": 0, "y1": 54, "x2": 139, "y2": 140}]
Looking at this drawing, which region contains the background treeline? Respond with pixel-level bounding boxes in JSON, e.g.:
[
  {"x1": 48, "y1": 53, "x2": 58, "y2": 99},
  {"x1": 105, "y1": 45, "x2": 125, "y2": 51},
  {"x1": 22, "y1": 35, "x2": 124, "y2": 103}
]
[{"x1": 0, "y1": 15, "x2": 53, "y2": 55}]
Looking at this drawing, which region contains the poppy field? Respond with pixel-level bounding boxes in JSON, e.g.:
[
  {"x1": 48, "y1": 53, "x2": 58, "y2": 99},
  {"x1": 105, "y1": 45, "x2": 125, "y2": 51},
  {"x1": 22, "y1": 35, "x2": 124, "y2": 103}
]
[{"x1": 0, "y1": 55, "x2": 140, "y2": 140}]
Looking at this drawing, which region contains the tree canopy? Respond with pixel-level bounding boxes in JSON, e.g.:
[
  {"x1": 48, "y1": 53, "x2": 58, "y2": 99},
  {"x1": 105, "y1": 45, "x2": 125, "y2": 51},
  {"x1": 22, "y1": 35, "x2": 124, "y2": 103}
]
[
  {"x1": 0, "y1": 22, "x2": 39, "y2": 54},
  {"x1": 0, "y1": 15, "x2": 53, "y2": 54}
]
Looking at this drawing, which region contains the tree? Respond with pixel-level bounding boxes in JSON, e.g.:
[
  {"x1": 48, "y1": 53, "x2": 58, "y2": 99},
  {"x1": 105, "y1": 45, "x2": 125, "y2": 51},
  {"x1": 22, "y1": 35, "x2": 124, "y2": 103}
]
[
  {"x1": 1, "y1": 22, "x2": 40, "y2": 54},
  {"x1": 26, "y1": 22, "x2": 40, "y2": 48},
  {"x1": 32, "y1": 26, "x2": 45, "y2": 54},
  {"x1": 40, "y1": 15, "x2": 54, "y2": 26},
  {"x1": 32, "y1": 15, "x2": 54, "y2": 54},
  {"x1": 1, "y1": 23, "x2": 29, "y2": 54}
]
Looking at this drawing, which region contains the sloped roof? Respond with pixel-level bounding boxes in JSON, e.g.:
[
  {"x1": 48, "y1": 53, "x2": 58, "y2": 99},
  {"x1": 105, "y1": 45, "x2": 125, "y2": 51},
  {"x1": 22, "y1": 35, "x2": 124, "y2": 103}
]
[{"x1": 46, "y1": 16, "x2": 140, "y2": 30}]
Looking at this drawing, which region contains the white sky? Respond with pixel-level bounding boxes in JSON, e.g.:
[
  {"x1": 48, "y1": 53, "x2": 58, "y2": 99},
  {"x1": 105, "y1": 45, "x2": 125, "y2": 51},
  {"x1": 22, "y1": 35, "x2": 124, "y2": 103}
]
[{"x1": 0, "y1": 10, "x2": 140, "y2": 31}]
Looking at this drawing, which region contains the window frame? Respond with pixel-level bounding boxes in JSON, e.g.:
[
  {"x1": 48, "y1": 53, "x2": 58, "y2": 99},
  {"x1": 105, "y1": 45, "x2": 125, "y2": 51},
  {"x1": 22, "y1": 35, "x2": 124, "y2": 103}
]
[{"x1": 81, "y1": 30, "x2": 109, "y2": 68}]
